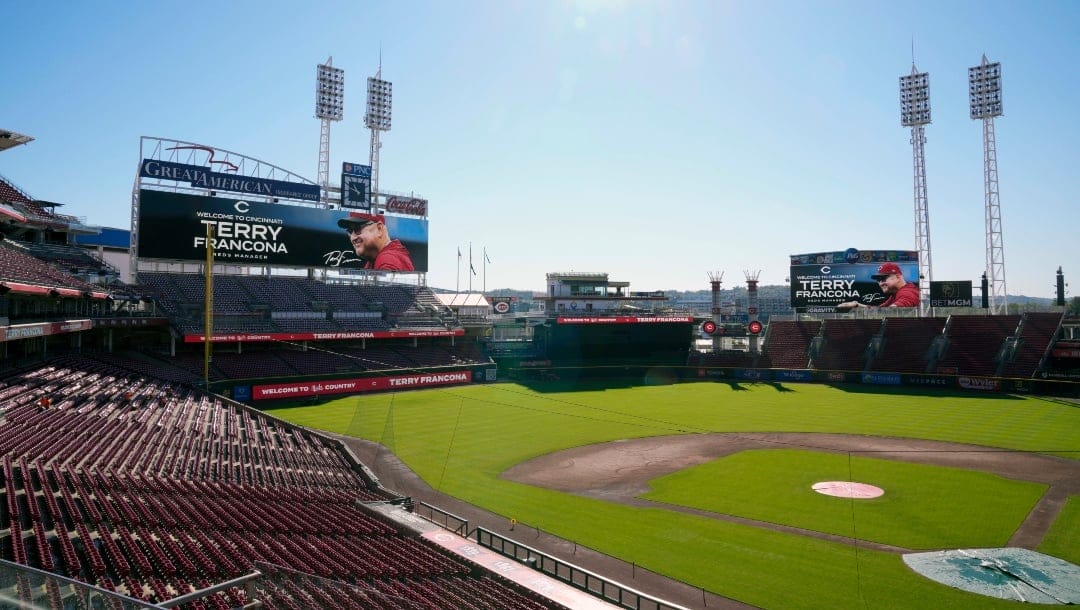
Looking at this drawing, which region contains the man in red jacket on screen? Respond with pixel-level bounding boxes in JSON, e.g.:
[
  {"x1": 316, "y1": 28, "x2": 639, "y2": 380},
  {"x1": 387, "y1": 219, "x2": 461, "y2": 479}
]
[
  {"x1": 837, "y1": 262, "x2": 919, "y2": 310},
  {"x1": 337, "y1": 212, "x2": 415, "y2": 271}
]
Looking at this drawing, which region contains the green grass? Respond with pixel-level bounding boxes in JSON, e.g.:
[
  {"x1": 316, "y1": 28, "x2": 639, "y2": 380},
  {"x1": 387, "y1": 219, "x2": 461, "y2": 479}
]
[
  {"x1": 269, "y1": 381, "x2": 1080, "y2": 610},
  {"x1": 1039, "y1": 495, "x2": 1080, "y2": 564},
  {"x1": 642, "y1": 448, "x2": 1046, "y2": 549}
]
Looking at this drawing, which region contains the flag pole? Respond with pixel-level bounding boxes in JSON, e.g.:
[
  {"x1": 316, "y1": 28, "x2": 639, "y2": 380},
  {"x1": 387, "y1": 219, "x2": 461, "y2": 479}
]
[
  {"x1": 483, "y1": 246, "x2": 489, "y2": 293},
  {"x1": 456, "y1": 246, "x2": 461, "y2": 293},
  {"x1": 468, "y1": 242, "x2": 473, "y2": 292}
]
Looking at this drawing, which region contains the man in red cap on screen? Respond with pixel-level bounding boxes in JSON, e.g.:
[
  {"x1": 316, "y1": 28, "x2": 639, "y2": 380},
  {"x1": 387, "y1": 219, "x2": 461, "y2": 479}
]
[
  {"x1": 337, "y1": 212, "x2": 415, "y2": 271},
  {"x1": 837, "y1": 262, "x2": 919, "y2": 310}
]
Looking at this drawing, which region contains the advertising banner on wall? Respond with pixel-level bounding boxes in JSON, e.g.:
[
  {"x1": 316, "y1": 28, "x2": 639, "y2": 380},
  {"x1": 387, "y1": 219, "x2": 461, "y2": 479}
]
[
  {"x1": 251, "y1": 370, "x2": 472, "y2": 400},
  {"x1": 140, "y1": 159, "x2": 320, "y2": 202},
  {"x1": 789, "y1": 249, "x2": 919, "y2": 312},
  {"x1": 384, "y1": 195, "x2": 428, "y2": 217},
  {"x1": 137, "y1": 189, "x2": 428, "y2": 271},
  {"x1": 0, "y1": 320, "x2": 92, "y2": 343},
  {"x1": 929, "y1": 281, "x2": 973, "y2": 308},
  {"x1": 181, "y1": 328, "x2": 463, "y2": 343}
]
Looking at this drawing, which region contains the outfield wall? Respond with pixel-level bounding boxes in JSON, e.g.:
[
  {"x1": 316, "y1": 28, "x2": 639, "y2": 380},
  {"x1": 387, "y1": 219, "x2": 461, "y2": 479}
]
[
  {"x1": 542, "y1": 321, "x2": 693, "y2": 365},
  {"x1": 504, "y1": 364, "x2": 1080, "y2": 398},
  {"x1": 215, "y1": 363, "x2": 498, "y2": 406},
  {"x1": 690, "y1": 367, "x2": 1079, "y2": 396}
]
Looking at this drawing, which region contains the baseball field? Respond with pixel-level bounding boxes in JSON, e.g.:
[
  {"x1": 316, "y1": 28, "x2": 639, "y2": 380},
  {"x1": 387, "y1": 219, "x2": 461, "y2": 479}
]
[{"x1": 269, "y1": 380, "x2": 1080, "y2": 609}]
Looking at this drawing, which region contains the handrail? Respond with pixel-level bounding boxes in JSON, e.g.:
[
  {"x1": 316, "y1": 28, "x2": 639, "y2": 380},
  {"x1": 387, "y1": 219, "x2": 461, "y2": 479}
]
[
  {"x1": 0, "y1": 558, "x2": 159, "y2": 608},
  {"x1": 415, "y1": 500, "x2": 470, "y2": 536},
  {"x1": 158, "y1": 570, "x2": 263, "y2": 608},
  {"x1": 473, "y1": 526, "x2": 692, "y2": 610}
]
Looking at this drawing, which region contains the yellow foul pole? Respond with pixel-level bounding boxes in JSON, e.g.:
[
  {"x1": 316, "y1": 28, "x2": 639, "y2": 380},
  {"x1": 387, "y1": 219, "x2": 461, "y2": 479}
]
[{"x1": 204, "y1": 223, "x2": 214, "y2": 386}]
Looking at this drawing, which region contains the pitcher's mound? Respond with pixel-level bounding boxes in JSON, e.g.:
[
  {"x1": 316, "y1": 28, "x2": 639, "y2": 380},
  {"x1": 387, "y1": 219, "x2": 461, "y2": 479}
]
[{"x1": 811, "y1": 481, "x2": 884, "y2": 499}]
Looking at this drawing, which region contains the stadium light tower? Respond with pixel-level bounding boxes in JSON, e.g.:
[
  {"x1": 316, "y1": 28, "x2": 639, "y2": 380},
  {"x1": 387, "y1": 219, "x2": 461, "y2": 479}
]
[
  {"x1": 315, "y1": 58, "x2": 345, "y2": 207},
  {"x1": 899, "y1": 65, "x2": 933, "y2": 317},
  {"x1": 364, "y1": 63, "x2": 392, "y2": 212},
  {"x1": 969, "y1": 55, "x2": 1007, "y2": 314}
]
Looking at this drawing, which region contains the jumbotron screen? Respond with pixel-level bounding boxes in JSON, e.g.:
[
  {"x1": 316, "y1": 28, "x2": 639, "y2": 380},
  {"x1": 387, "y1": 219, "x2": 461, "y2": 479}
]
[
  {"x1": 136, "y1": 189, "x2": 428, "y2": 272},
  {"x1": 790, "y1": 249, "x2": 919, "y2": 312}
]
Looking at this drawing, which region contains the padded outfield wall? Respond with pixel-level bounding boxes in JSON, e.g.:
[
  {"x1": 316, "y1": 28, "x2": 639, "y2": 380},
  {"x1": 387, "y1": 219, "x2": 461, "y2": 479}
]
[{"x1": 502, "y1": 362, "x2": 1080, "y2": 398}]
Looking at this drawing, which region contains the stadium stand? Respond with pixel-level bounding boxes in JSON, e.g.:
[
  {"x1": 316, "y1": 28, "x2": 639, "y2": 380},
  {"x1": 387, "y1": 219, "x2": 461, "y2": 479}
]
[
  {"x1": 209, "y1": 350, "x2": 298, "y2": 380},
  {"x1": 758, "y1": 320, "x2": 821, "y2": 369},
  {"x1": 235, "y1": 274, "x2": 314, "y2": 311},
  {"x1": 0, "y1": 174, "x2": 32, "y2": 205},
  {"x1": 867, "y1": 317, "x2": 947, "y2": 374},
  {"x1": 0, "y1": 355, "x2": 567, "y2": 609},
  {"x1": 810, "y1": 319, "x2": 883, "y2": 372},
  {"x1": 998, "y1": 311, "x2": 1065, "y2": 378},
  {"x1": 271, "y1": 316, "x2": 339, "y2": 333},
  {"x1": 273, "y1": 346, "x2": 358, "y2": 375},
  {"x1": 84, "y1": 351, "x2": 204, "y2": 384},
  {"x1": 335, "y1": 315, "x2": 394, "y2": 332},
  {"x1": 935, "y1": 314, "x2": 1022, "y2": 377},
  {"x1": 0, "y1": 241, "x2": 104, "y2": 293},
  {"x1": 135, "y1": 272, "x2": 457, "y2": 337},
  {"x1": 6, "y1": 239, "x2": 118, "y2": 280}
]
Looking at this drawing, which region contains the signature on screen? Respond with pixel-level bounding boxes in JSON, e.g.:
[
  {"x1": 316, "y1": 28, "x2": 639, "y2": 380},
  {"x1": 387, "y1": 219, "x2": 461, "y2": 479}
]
[{"x1": 323, "y1": 250, "x2": 365, "y2": 267}]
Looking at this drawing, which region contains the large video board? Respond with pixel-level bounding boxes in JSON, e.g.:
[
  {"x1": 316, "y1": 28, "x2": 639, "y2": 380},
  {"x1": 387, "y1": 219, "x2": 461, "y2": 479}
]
[
  {"x1": 790, "y1": 249, "x2": 919, "y2": 312},
  {"x1": 137, "y1": 189, "x2": 428, "y2": 272}
]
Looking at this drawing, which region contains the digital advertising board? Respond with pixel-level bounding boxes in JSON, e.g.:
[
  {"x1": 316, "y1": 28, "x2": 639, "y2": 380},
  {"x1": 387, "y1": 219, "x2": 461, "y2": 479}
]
[
  {"x1": 789, "y1": 249, "x2": 919, "y2": 312},
  {"x1": 930, "y1": 281, "x2": 974, "y2": 308},
  {"x1": 252, "y1": 370, "x2": 472, "y2": 400},
  {"x1": 137, "y1": 189, "x2": 428, "y2": 272}
]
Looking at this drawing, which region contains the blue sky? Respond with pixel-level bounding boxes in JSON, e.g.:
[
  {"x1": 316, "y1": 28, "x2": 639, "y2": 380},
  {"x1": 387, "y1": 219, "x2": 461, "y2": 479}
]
[{"x1": 2, "y1": 1, "x2": 1077, "y2": 297}]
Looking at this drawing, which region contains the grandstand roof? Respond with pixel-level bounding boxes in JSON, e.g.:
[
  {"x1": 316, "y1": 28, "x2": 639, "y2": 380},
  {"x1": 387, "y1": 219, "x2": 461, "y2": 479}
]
[
  {"x1": 436, "y1": 292, "x2": 490, "y2": 307},
  {"x1": 0, "y1": 129, "x2": 33, "y2": 151}
]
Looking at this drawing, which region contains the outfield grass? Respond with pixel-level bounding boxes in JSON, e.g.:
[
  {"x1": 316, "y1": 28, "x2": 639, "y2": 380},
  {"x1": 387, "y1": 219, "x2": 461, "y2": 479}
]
[
  {"x1": 269, "y1": 381, "x2": 1080, "y2": 610},
  {"x1": 641, "y1": 448, "x2": 1047, "y2": 549}
]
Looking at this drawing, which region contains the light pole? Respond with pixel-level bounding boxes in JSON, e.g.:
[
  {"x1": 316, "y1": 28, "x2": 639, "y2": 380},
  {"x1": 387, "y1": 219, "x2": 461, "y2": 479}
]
[
  {"x1": 315, "y1": 59, "x2": 345, "y2": 208},
  {"x1": 969, "y1": 55, "x2": 1007, "y2": 315},
  {"x1": 365, "y1": 67, "x2": 392, "y2": 212},
  {"x1": 900, "y1": 65, "x2": 933, "y2": 317}
]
